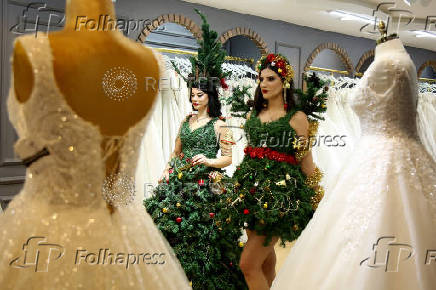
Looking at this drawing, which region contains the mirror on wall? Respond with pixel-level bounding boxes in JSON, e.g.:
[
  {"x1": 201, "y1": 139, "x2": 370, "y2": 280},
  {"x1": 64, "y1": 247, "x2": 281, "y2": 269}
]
[
  {"x1": 222, "y1": 35, "x2": 262, "y2": 70},
  {"x1": 355, "y1": 51, "x2": 374, "y2": 77},
  {"x1": 302, "y1": 44, "x2": 352, "y2": 91},
  {"x1": 310, "y1": 49, "x2": 349, "y2": 76},
  {"x1": 145, "y1": 22, "x2": 199, "y2": 52},
  {"x1": 419, "y1": 64, "x2": 436, "y2": 81}
]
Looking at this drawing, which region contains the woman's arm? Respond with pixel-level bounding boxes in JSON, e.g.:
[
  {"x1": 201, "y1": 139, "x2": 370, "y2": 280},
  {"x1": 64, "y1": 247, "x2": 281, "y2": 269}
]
[
  {"x1": 290, "y1": 111, "x2": 324, "y2": 209},
  {"x1": 290, "y1": 111, "x2": 315, "y2": 176},
  {"x1": 191, "y1": 119, "x2": 234, "y2": 168}
]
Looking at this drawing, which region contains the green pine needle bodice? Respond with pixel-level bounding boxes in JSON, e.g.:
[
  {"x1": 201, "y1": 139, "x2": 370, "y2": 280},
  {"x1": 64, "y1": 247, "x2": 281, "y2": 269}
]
[
  {"x1": 180, "y1": 116, "x2": 220, "y2": 159},
  {"x1": 244, "y1": 108, "x2": 298, "y2": 155}
]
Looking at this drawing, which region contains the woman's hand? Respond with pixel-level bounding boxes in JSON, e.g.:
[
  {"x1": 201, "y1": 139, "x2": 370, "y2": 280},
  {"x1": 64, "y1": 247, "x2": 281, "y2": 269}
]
[{"x1": 192, "y1": 154, "x2": 213, "y2": 167}]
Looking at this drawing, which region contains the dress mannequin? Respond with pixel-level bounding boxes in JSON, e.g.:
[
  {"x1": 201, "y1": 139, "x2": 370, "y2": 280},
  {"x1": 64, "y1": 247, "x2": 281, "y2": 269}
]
[
  {"x1": 272, "y1": 36, "x2": 436, "y2": 290},
  {"x1": 0, "y1": 1, "x2": 191, "y2": 288},
  {"x1": 13, "y1": 0, "x2": 159, "y2": 177}
]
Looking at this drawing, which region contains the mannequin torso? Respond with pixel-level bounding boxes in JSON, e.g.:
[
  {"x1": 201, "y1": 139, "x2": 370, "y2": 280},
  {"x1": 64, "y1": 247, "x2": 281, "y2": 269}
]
[{"x1": 12, "y1": 0, "x2": 160, "y2": 177}]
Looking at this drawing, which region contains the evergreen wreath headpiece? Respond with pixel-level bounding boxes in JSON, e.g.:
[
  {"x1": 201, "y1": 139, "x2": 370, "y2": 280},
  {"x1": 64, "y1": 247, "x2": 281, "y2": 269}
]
[
  {"x1": 256, "y1": 53, "x2": 294, "y2": 86},
  {"x1": 171, "y1": 9, "x2": 230, "y2": 91}
]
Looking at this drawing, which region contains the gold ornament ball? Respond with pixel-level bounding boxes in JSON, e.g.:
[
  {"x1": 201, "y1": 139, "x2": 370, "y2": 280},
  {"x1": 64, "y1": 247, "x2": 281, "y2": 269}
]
[
  {"x1": 176, "y1": 202, "x2": 181, "y2": 208},
  {"x1": 239, "y1": 194, "x2": 245, "y2": 199},
  {"x1": 226, "y1": 217, "x2": 231, "y2": 223},
  {"x1": 177, "y1": 172, "x2": 183, "y2": 179},
  {"x1": 263, "y1": 202, "x2": 268, "y2": 209},
  {"x1": 293, "y1": 224, "x2": 299, "y2": 231},
  {"x1": 238, "y1": 242, "x2": 245, "y2": 248},
  {"x1": 162, "y1": 208, "x2": 168, "y2": 213},
  {"x1": 259, "y1": 219, "x2": 265, "y2": 225}
]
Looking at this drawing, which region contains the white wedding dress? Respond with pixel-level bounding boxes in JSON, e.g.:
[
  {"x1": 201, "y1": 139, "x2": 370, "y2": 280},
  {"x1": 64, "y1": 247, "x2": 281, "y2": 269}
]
[
  {"x1": 135, "y1": 53, "x2": 191, "y2": 199},
  {"x1": 312, "y1": 84, "x2": 361, "y2": 196},
  {"x1": 417, "y1": 89, "x2": 436, "y2": 161},
  {"x1": 0, "y1": 34, "x2": 190, "y2": 289},
  {"x1": 272, "y1": 39, "x2": 436, "y2": 290}
]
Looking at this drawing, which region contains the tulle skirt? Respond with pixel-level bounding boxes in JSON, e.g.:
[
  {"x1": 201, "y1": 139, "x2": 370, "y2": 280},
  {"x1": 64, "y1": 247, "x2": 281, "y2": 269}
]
[
  {"x1": 0, "y1": 182, "x2": 191, "y2": 290},
  {"x1": 272, "y1": 133, "x2": 436, "y2": 290}
]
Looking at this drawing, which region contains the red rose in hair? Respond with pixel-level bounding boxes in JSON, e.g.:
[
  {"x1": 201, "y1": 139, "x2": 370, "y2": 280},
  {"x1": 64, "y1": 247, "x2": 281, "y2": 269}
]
[
  {"x1": 277, "y1": 60, "x2": 285, "y2": 68},
  {"x1": 220, "y1": 78, "x2": 229, "y2": 89},
  {"x1": 267, "y1": 54, "x2": 275, "y2": 62}
]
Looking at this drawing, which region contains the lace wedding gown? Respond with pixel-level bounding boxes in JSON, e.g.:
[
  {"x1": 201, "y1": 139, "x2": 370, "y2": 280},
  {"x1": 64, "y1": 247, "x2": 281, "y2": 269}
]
[
  {"x1": 272, "y1": 39, "x2": 436, "y2": 290},
  {"x1": 0, "y1": 34, "x2": 190, "y2": 289},
  {"x1": 312, "y1": 85, "x2": 361, "y2": 196},
  {"x1": 417, "y1": 90, "x2": 436, "y2": 161},
  {"x1": 135, "y1": 53, "x2": 191, "y2": 200}
]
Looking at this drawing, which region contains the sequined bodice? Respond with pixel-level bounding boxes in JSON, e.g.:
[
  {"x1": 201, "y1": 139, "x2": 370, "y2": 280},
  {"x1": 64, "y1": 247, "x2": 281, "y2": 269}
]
[
  {"x1": 244, "y1": 109, "x2": 297, "y2": 155},
  {"x1": 351, "y1": 44, "x2": 419, "y2": 139},
  {"x1": 179, "y1": 116, "x2": 220, "y2": 159},
  {"x1": 7, "y1": 34, "x2": 149, "y2": 207}
]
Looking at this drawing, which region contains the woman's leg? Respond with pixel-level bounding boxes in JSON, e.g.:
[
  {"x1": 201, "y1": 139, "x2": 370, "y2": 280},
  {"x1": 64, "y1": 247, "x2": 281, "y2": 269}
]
[
  {"x1": 239, "y1": 229, "x2": 279, "y2": 290},
  {"x1": 262, "y1": 249, "x2": 277, "y2": 287}
]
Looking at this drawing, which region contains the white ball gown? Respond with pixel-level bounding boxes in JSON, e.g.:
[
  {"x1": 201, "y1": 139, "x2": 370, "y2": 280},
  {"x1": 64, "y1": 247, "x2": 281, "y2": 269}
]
[
  {"x1": 272, "y1": 39, "x2": 436, "y2": 290},
  {"x1": 0, "y1": 34, "x2": 191, "y2": 289},
  {"x1": 135, "y1": 53, "x2": 191, "y2": 200}
]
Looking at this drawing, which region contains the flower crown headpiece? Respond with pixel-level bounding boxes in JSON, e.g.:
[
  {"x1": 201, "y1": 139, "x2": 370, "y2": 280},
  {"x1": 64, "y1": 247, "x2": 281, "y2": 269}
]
[{"x1": 256, "y1": 53, "x2": 295, "y2": 86}]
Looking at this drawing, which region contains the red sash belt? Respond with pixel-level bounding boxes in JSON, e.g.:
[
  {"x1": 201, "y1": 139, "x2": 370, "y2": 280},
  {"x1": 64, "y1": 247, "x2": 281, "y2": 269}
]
[{"x1": 243, "y1": 146, "x2": 297, "y2": 165}]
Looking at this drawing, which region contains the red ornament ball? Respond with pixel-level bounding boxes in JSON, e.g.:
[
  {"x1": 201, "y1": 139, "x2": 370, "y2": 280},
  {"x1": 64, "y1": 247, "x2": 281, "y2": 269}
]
[
  {"x1": 176, "y1": 217, "x2": 182, "y2": 223},
  {"x1": 209, "y1": 213, "x2": 215, "y2": 218},
  {"x1": 243, "y1": 209, "x2": 250, "y2": 215},
  {"x1": 249, "y1": 187, "x2": 256, "y2": 194},
  {"x1": 198, "y1": 179, "x2": 205, "y2": 186}
]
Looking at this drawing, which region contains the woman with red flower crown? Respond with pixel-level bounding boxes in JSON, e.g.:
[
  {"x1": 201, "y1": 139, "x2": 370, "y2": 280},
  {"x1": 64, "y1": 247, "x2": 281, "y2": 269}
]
[{"x1": 220, "y1": 53, "x2": 326, "y2": 289}]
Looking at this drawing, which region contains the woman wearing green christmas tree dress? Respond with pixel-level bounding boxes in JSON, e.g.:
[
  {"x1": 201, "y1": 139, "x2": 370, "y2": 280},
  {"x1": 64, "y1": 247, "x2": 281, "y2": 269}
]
[
  {"x1": 222, "y1": 54, "x2": 327, "y2": 290},
  {"x1": 144, "y1": 9, "x2": 247, "y2": 290}
]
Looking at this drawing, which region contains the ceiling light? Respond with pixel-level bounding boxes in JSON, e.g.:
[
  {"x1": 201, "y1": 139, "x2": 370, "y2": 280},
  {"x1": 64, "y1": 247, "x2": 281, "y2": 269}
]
[
  {"x1": 328, "y1": 10, "x2": 374, "y2": 24},
  {"x1": 413, "y1": 30, "x2": 436, "y2": 38}
]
